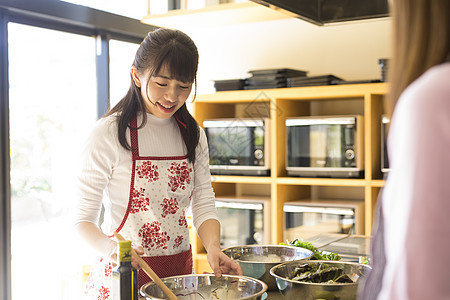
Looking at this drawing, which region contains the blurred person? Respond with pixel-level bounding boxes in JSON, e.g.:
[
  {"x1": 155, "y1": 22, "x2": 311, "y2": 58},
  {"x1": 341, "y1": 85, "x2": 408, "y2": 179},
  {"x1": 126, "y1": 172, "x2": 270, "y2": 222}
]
[{"x1": 359, "y1": 0, "x2": 450, "y2": 299}]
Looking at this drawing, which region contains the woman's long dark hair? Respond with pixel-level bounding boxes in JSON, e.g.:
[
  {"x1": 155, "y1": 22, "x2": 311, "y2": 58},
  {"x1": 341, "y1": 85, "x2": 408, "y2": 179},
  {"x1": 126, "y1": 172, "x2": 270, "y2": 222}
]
[{"x1": 105, "y1": 28, "x2": 200, "y2": 163}]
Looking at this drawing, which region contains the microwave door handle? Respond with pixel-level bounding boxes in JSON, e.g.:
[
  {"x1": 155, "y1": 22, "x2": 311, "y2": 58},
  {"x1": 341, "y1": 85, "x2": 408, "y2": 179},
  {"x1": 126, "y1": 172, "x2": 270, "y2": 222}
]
[
  {"x1": 284, "y1": 206, "x2": 354, "y2": 216},
  {"x1": 247, "y1": 210, "x2": 257, "y2": 244}
]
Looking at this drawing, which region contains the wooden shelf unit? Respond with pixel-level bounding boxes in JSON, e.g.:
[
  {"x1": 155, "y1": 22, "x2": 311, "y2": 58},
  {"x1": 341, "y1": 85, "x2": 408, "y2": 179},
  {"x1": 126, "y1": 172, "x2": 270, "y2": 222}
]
[{"x1": 191, "y1": 83, "x2": 387, "y2": 273}]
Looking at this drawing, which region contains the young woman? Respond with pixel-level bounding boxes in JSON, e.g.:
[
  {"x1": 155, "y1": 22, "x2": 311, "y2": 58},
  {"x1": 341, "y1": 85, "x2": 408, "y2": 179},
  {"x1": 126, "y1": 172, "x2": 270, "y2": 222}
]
[
  {"x1": 359, "y1": 0, "x2": 450, "y2": 299},
  {"x1": 75, "y1": 28, "x2": 242, "y2": 299}
]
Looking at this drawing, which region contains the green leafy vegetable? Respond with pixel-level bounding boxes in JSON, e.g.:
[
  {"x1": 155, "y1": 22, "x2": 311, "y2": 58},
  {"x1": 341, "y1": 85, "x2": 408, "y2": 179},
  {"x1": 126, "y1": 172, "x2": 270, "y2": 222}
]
[
  {"x1": 291, "y1": 263, "x2": 353, "y2": 283},
  {"x1": 280, "y1": 239, "x2": 341, "y2": 261}
]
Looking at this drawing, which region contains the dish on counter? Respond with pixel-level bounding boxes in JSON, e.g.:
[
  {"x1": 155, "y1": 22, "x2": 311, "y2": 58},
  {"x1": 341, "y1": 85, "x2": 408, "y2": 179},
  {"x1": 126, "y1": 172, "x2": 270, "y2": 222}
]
[
  {"x1": 270, "y1": 260, "x2": 371, "y2": 300},
  {"x1": 222, "y1": 245, "x2": 314, "y2": 291},
  {"x1": 140, "y1": 273, "x2": 267, "y2": 300}
]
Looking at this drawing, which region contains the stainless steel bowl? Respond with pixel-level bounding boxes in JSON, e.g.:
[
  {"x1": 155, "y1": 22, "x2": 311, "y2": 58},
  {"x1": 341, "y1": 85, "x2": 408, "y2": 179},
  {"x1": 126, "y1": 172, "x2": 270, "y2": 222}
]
[
  {"x1": 269, "y1": 260, "x2": 371, "y2": 300},
  {"x1": 140, "y1": 273, "x2": 268, "y2": 300},
  {"x1": 222, "y1": 245, "x2": 314, "y2": 291}
]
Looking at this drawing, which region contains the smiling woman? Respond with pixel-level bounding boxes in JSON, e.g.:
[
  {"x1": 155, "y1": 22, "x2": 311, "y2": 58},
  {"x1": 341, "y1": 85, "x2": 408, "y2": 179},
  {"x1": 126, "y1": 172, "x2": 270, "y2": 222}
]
[{"x1": 75, "y1": 28, "x2": 242, "y2": 300}]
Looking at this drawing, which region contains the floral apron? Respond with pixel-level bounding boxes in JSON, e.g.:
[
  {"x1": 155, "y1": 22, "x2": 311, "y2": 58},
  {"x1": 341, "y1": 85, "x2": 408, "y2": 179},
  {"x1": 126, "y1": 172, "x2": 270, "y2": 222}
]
[{"x1": 85, "y1": 116, "x2": 194, "y2": 300}]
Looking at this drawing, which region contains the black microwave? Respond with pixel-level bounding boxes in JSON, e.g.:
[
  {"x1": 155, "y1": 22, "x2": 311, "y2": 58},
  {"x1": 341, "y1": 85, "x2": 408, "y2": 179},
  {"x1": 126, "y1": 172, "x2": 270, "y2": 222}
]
[
  {"x1": 215, "y1": 197, "x2": 271, "y2": 248},
  {"x1": 204, "y1": 118, "x2": 270, "y2": 176},
  {"x1": 286, "y1": 115, "x2": 364, "y2": 178}
]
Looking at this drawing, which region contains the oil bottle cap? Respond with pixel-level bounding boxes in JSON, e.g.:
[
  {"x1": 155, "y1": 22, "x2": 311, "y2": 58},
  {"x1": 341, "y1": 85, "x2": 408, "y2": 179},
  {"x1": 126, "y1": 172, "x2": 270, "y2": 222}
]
[
  {"x1": 119, "y1": 240, "x2": 132, "y2": 250},
  {"x1": 118, "y1": 240, "x2": 132, "y2": 263}
]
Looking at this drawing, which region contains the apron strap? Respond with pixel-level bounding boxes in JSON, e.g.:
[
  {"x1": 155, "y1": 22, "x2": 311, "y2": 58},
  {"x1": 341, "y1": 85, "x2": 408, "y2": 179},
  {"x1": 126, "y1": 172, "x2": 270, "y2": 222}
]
[{"x1": 130, "y1": 116, "x2": 139, "y2": 158}]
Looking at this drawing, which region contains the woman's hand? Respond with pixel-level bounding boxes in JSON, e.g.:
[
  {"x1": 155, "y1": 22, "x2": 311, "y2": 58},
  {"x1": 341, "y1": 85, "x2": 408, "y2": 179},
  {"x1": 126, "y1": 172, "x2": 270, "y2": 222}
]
[
  {"x1": 109, "y1": 243, "x2": 145, "y2": 270},
  {"x1": 131, "y1": 244, "x2": 145, "y2": 270},
  {"x1": 198, "y1": 219, "x2": 242, "y2": 277},
  {"x1": 206, "y1": 246, "x2": 243, "y2": 277}
]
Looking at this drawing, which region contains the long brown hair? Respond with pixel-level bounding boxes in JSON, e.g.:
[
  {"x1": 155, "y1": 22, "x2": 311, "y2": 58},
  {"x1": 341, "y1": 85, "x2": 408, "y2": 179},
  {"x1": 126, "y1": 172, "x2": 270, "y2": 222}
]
[
  {"x1": 387, "y1": 0, "x2": 450, "y2": 117},
  {"x1": 105, "y1": 28, "x2": 200, "y2": 162}
]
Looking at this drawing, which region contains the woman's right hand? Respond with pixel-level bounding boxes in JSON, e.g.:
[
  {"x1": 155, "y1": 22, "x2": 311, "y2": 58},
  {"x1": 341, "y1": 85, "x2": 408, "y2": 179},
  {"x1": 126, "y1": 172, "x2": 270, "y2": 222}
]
[
  {"x1": 131, "y1": 244, "x2": 145, "y2": 270},
  {"x1": 110, "y1": 243, "x2": 145, "y2": 270}
]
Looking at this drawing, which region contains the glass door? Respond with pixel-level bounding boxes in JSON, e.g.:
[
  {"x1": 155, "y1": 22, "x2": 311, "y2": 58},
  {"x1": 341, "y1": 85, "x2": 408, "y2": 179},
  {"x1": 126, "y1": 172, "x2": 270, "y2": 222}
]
[{"x1": 8, "y1": 23, "x2": 97, "y2": 299}]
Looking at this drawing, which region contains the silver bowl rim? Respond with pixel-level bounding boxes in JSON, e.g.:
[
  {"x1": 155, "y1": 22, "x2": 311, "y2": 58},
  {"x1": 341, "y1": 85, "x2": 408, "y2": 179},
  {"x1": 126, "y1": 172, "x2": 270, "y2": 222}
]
[
  {"x1": 140, "y1": 273, "x2": 268, "y2": 300},
  {"x1": 269, "y1": 259, "x2": 372, "y2": 286},
  {"x1": 222, "y1": 244, "x2": 314, "y2": 263}
]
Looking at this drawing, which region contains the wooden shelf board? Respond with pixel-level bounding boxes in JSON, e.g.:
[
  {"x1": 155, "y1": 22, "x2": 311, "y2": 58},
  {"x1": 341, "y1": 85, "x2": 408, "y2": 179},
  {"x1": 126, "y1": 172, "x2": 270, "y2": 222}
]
[
  {"x1": 215, "y1": 194, "x2": 271, "y2": 201},
  {"x1": 371, "y1": 179, "x2": 386, "y2": 187},
  {"x1": 276, "y1": 177, "x2": 366, "y2": 187},
  {"x1": 141, "y1": 1, "x2": 291, "y2": 29},
  {"x1": 194, "y1": 83, "x2": 388, "y2": 102},
  {"x1": 194, "y1": 91, "x2": 272, "y2": 103},
  {"x1": 210, "y1": 175, "x2": 272, "y2": 184}
]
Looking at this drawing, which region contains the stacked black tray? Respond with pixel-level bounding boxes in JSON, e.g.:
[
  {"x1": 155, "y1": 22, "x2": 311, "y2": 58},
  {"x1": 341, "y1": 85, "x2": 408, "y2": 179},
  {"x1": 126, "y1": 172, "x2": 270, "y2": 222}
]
[
  {"x1": 214, "y1": 79, "x2": 247, "y2": 91},
  {"x1": 287, "y1": 74, "x2": 344, "y2": 87},
  {"x1": 245, "y1": 68, "x2": 308, "y2": 90}
]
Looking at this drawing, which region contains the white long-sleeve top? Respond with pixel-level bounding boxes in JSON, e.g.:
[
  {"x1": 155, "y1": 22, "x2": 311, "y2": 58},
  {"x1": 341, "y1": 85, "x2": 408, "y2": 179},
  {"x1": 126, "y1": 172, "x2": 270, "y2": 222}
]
[
  {"x1": 75, "y1": 112, "x2": 218, "y2": 256},
  {"x1": 378, "y1": 62, "x2": 450, "y2": 299}
]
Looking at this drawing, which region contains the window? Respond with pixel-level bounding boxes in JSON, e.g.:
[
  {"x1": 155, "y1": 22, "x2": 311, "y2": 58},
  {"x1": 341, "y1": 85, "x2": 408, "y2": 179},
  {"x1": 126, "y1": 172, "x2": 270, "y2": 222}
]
[
  {"x1": 8, "y1": 23, "x2": 98, "y2": 300},
  {"x1": 0, "y1": 3, "x2": 153, "y2": 299},
  {"x1": 109, "y1": 39, "x2": 140, "y2": 108}
]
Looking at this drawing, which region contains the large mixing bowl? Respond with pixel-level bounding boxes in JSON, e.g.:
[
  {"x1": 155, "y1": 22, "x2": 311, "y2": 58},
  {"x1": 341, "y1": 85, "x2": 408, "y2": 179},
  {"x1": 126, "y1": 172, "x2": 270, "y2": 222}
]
[
  {"x1": 269, "y1": 260, "x2": 371, "y2": 300},
  {"x1": 222, "y1": 245, "x2": 314, "y2": 291},
  {"x1": 140, "y1": 273, "x2": 267, "y2": 300}
]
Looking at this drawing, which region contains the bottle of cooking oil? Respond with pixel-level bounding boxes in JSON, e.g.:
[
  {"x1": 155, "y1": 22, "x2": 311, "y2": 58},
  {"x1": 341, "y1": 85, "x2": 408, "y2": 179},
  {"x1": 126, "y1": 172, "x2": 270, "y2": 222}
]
[{"x1": 112, "y1": 240, "x2": 138, "y2": 300}]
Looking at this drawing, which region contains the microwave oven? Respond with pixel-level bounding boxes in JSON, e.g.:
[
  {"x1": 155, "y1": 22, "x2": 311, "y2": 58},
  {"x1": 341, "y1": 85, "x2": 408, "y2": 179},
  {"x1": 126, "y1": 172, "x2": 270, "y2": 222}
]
[
  {"x1": 381, "y1": 115, "x2": 390, "y2": 174},
  {"x1": 286, "y1": 115, "x2": 364, "y2": 178},
  {"x1": 216, "y1": 197, "x2": 271, "y2": 248},
  {"x1": 204, "y1": 118, "x2": 270, "y2": 176},
  {"x1": 283, "y1": 199, "x2": 364, "y2": 241}
]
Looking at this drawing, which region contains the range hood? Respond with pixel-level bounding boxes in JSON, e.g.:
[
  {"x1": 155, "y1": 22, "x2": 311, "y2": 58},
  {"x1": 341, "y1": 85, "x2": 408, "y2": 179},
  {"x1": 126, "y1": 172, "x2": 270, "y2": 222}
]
[{"x1": 250, "y1": 0, "x2": 389, "y2": 25}]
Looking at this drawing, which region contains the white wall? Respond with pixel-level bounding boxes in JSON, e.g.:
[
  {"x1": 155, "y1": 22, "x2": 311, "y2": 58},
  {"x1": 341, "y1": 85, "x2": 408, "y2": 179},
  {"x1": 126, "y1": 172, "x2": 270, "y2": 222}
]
[{"x1": 182, "y1": 16, "x2": 392, "y2": 94}]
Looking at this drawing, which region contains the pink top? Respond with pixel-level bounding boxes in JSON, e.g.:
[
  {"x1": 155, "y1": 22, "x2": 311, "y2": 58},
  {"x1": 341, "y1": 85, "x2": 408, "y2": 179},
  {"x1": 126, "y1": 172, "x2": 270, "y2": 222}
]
[{"x1": 379, "y1": 62, "x2": 450, "y2": 299}]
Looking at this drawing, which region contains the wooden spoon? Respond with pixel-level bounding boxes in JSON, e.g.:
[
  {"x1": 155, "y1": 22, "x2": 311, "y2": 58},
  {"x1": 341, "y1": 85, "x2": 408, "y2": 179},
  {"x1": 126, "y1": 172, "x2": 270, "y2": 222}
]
[{"x1": 114, "y1": 231, "x2": 178, "y2": 300}]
